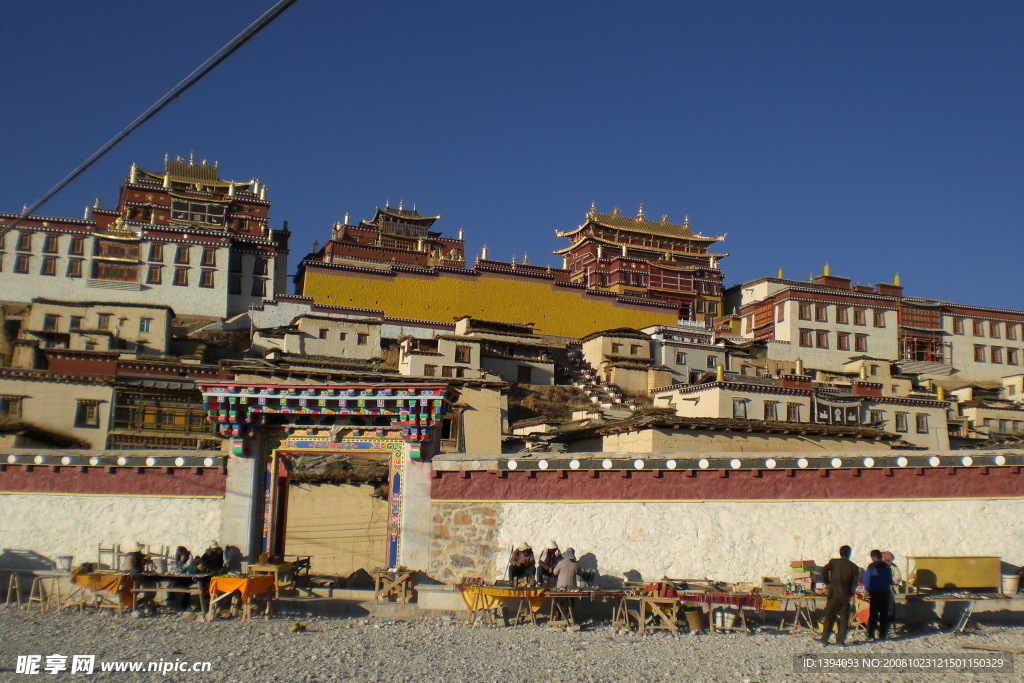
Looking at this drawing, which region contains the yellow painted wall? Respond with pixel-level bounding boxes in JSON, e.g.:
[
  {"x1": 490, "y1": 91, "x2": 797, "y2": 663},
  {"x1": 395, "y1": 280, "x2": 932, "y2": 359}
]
[{"x1": 301, "y1": 267, "x2": 680, "y2": 338}]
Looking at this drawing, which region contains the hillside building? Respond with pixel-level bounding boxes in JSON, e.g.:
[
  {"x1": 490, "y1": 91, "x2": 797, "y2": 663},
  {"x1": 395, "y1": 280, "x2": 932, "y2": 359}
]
[{"x1": 0, "y1": 157, "x2": 289, "y2": 318}]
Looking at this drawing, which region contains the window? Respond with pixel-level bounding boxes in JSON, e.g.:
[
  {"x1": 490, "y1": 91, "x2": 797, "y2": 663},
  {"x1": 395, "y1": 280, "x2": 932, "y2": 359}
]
[
  {"x1": 763, "y1": 400, "x2": 778, "y2": 421},
  {"x1": 675, "y1": 352, "x2": 687, "y2": 365},
  {"x1": 611, "y1": 343, "x2": 622, "y2": 354},
  {"x1": 170, "y1": 198, "x2": 227, "y2": 226},
  {"x1": 991, "y1": 347, "x2": 1003, "y2": 364},
  {"x1": 250, "y1": 278, "x2": 266, "y2": 297},
  {"x1": 229, "y1": 274, "x2": 242, "y2": 295},
  {"x1": 999, "y1": 419, "x2": 1011, "y2": 433},
  {"x1": 836, "y1": 307, "x2": 848, "y2": 324},
  {"x1": 973, "y1": 320, "x2": 984, "y2": 336},
  {"x1": 854, "y1": 334, "x2": 868, "y2": 352},
  {"x1": 14, "y1": 254, "x2": 30, "y2": 273},
  {"x1": 915, "y1": 413, "x2": 929, "y2": 434},
  {"x1": 40, "y1": 255, "x2": 57, "y2": 276},
  {"x1": 139, "y1": 318, "x2": 152, "y2": 334},
  {"x1": 199, "y1": 269, "x2": 215, "y2": 288},
  {"x1": 149, "y1": 243, "x2": 163, "y2": 261},
  {"x1": 815, "y1": 330, "x2": 829, "y2": 348},
  {"x1": 853, "y1": 308, "x2": 866, "y2": 325},
  {"x1": 0, "y1": 395, "x2": 23, "y2": 418},
  {"x1": 316, "y1": 328, "x2": 328, "y2": 340},
  {"x1": 357, "y1": 333, "x2": 368, "y2": 346},
  {"x1": 43, "y1": 314, "x2": 59, "y2": 332},
  {"x1": 974, "y1": 344, "x2": 986, "y2": 362},
  {"x1": 147, "y1": 265, "x2": 163, "y2": 285},
  {"x1": 97, "y1": 313, "x2": 111, "y2": 329},
  {"x1": 17, "y1": 231, "x2": 32, "y2": 251},
  {"x1": 1009, "y1": 349, "x2": 1020, "y2": 365},
  {"x1": 42, "y1": 234, "x2": 58, "y2": 253},
  {"x1": 786, "y1": 402, "x2": 802, "y2": 422},
  {"x1": 894, "y1": 412, "x2": 908, "y2": 432},
  {"x1": 253, "y1": 258, "x2": 268, "y2": 276},
  {"x1": 229, "y1": 252, "x2": 243, "y2": 273},
  {"x1": 798, "y1": 302, "x2": 811, "y2": 320},
  {"x1": 776, "y1": 304, "x2": 784, "y2": 322},
  {"x1": 69, "y1": 236, "x2": 84, "y2": 256},
  {"x1": 201, "y1": 247, "x2": 216, "y2": 266},
  {"x1": 174, "y1": 245, "x2": 190, "y2": 264},
  {"x1": 173, "y1": 267, "x2": 188, "y2": 286},
  {"x1": 990, "y1": 322, "x2": 1001, "y2": 338},
  {"x1": 706, "y1": 355, "x2": 718, "y2": 369},
  {"x1": 870, "y1": 364, "x2": 879, "y2": 376},
  {"x1": 67, "y1": 258, "x2": 83, "y2": 278},
  {"x1": 455, "y1": 345, "x2": 472, "y2": 363},
  {"x1": 455, "y1": 367, "x2": 466, "y2": 378},
  {"x1": 75, "y1": 400, "x2": 101, "y2": 428},
  {"x1": 630, "y1": 344, "x2": 641, "y2": 355},
  {"x1": 423, "y1": 364, "x2": 437, "y2": 377},
  {"x1": 873, "y1": 310, "x2": 886, "y2": 327},
  {"x1": 1008, "y1": 324, "x2": 1018, "y2": 341},
  {"x1": 441, "y1": 366, "x2": 454, "y2": 378},
  {"x1": 70, "y1": 316, "x2": 83, "y2": 331},
  {"x1": 952, "y1": 318, "x2": 964, "y2": 335},
  {"x1": 869, "y1": 409, "x2": 884, "y2": 424},
  {"x1": 815, "y1": 304, "x2": 828, "y2": 322},
  {"x1": 799, "y1": 329, "x2": 813, "y2": 348},
  {"x1": 732, "y1": 399, "x2": 747, "y2": 419},
  {"x1": 338, "y1": 332, "x2": 347, "y2": 341},
  {"x1": 837, "y1": 332, "x2": 850, "y2": 351}
]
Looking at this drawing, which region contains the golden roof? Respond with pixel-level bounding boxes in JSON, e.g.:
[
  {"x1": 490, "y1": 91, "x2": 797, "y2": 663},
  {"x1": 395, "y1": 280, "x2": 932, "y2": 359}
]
[{"x1": 557, "y1": 206, "x2": 725, "y2": 243}]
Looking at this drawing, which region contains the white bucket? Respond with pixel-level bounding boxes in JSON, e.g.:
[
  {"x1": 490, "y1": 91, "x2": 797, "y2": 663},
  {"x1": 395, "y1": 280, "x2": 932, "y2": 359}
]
[
  {"x1": 1002, "y1": 574, "x2": 1020, "y2": 595},
  {"x1": 714, "y1": 608, "x2": 737, "y2": 629},
  {"x1": 55, "y1": 556, "x2": 73, "y2": 572}
]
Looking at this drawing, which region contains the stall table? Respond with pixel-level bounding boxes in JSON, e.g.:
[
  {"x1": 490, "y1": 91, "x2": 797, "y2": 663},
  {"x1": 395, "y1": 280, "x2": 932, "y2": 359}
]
[
  {"x1": 70, "y1": 571, "x2": 133, "y2": 614},
  {"x1": 208, "y1": 575, "x2": 275, "y2": 621},
  {"x1": 373, "y1": 569, "x2": 415, "y2": 604},
  {"x1": 459, "y1": 584, "x2": 546, "y2": 624},
  {"x1": 131, "y1": 573, "x2": 210, "y2": 613},
  {"x1": 247, "y1": 563, "x2": 293, "y2": 598}
]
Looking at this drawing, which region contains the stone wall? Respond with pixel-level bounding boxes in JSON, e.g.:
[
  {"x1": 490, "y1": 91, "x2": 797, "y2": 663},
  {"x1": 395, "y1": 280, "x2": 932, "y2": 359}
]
[
  {"x1": 427, "y1": 502, "x2": 503, "y2": 583},
  {"x1": 0, "y1": 493, "x2": 222, "y2": 569}
]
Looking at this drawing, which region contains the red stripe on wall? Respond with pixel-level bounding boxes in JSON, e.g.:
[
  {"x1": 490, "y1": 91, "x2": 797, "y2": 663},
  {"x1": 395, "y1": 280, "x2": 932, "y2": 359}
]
[
  {"x1": 431, "y1": 467, "x2": 1024, "y2": 501},
  {"x1": 0, "y1": 466, "x2": 226, "y2": 497}
]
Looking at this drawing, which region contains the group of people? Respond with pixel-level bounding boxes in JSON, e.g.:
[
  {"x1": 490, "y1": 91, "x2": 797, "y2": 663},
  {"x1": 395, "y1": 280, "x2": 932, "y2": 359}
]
[
  {"x1": 121, "y1": 540, "x2": 226, "y2": 612},
  {"x1": 820, "y1": 545, "x2": 903, "y2": 645},
  {"x1": 508, "y1": 540, "x2": 582, "y2": 589}
]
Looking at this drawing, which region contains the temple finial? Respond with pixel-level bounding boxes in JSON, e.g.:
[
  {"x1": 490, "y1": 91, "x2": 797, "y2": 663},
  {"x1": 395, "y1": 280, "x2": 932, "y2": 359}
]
[{"x1": 637, "y1": 204, "x2": 645, "y2": 219}]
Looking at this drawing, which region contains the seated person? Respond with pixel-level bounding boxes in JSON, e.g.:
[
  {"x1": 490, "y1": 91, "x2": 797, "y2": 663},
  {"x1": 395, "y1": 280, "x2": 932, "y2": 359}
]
[
  {"x1": 536, "y1": 540, "x2": 562, "y2": 587},
  {"x1": 508, "y1": 543, "x2": 536, "y2": 586},
  {"x1": 200, "y1": 540, "x2": 225, "y2": 574},
  {"x1": 553, "y1": 548, "x2": 580, "y2": 589},
  {"x1": 122, "y1": 542, "x2": 150, "y2": 573},
  {"x1": 172, "y1": 546, "x2": 192, "y2": 573}
]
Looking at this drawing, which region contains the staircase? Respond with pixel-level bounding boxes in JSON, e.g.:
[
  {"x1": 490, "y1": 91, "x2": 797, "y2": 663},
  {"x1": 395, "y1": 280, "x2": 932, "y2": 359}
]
[{"x1": 555, "y1": 346, "x2": 639, "y2": 415}]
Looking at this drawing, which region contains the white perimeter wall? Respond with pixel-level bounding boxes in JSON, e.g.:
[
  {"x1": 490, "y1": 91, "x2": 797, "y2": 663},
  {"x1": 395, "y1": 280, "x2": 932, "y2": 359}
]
[
  {"x1": 0, "y1": 494, "x2": 221, "y2": 568},
  {"x1": 489, "y1": 499, "x2": 1024, "y2": 583}
]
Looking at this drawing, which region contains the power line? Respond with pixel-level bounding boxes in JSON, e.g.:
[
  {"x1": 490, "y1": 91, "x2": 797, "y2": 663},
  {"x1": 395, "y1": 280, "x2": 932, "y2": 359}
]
[{"x1": 0, "y1": 0, "x2": 302, "y2": 238}]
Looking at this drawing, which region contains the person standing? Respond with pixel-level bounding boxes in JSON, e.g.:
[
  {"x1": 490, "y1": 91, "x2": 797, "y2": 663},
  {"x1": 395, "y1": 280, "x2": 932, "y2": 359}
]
[
  {"x1": 820, "y1": 545, "x2": 860, "y2": 645},
  {"x1": 862, "y1": 549, "x2": 894, "y2": 641},
  {"x1": 882, "y1": 551, "x2": 901, "y2": 624}
]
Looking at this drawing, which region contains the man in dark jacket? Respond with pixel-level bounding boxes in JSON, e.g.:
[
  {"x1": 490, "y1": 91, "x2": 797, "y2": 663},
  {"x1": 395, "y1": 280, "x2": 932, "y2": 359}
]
[
  {"x1": 820, "y1": 545, "x2": 860, "y2": 645},
  {"x1": 862, "y1": 549, "x2": 894, "y2": 640}
]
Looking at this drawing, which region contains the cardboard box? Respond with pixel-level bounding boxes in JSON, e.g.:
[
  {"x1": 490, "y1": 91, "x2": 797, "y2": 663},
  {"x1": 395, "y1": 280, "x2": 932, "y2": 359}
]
[
  {"x1": 791, "y1": 560, "x2": 815, "y2": 572},
  {"x1": 762, "y1": 577, "x2": 786, "y2": 594}
]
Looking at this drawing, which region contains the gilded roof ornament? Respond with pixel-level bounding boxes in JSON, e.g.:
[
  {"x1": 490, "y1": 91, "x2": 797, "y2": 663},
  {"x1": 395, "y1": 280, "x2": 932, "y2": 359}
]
[
  {"x1": 588, "y1": 201, "x2": 597, "y2": 219},
  {"x1": 684, "y1": 215, "x2": 690, "y2": 228},
  {"x1": 612, "y1": 207, "x2": 621, "y2": 215},
  {"x1": 637, "y1": 204, "x2": 645, "y2": 220},
  {"x1": 661, "y1": 215, "x2": 668, "y2": 223}
]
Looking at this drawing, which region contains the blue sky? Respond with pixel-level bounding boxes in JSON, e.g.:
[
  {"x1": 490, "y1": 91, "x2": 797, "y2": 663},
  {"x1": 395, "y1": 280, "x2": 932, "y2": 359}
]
[{"x1": 2, "y1": 1, "x2": 1021, "y2": 310}]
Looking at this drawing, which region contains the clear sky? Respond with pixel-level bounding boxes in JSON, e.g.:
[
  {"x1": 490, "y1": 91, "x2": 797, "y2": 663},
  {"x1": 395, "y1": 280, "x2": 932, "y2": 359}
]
[{"x1": 2, "y1": 1, "x2": 1021, "y2": 310}]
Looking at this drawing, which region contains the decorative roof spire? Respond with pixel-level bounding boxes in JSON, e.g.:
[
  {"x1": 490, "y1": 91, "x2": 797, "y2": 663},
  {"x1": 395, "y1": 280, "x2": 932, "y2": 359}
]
[
  {"x1": 894, "y1": 272, "x2": 901, "y2": 286},
  {"x1": 684, "y1": 214, "x2": 690, "y2": 228},
  {"x1": 637, "y1": 204, "x2": 645, "y2": 220},
  {"x1": 823, "y1": 262, "x2": 831, "y2": 276},
  {"x1": 398, "y1": 199, "x2": 404, "y2": 210},
  {"x1": 612, "y1": 207, "x2": 621, "y2": 215},
  {"x1": 588, "y1": 201, "x2": 597, "y2": 219},
  {"x1": 523, "y1": 252, "x2": 529, "y2": 265},
  {"x1": 661, "y1": 214, "x2": 668, "y2": 223}
]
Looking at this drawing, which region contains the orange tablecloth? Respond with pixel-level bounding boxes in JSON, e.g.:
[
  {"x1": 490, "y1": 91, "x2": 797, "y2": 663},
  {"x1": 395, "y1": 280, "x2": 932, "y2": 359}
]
[
  {"x1": 71, "y1": 572, "x2": 134, "y2": 608},
  {"x1": 458, "y1": 585, "x2": 547, "y2": 613},
  {"x1": 208, "y1": 575, "x2": 275, "y2": 604}
]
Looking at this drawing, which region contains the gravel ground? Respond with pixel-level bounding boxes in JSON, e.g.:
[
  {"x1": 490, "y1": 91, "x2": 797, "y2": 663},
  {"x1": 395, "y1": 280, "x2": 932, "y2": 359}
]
[{"x1": 1, "y1": 606, "x2": 1022, "y2": 682}]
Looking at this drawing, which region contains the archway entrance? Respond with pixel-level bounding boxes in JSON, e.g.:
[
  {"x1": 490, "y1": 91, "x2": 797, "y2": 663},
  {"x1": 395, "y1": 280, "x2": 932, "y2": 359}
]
[{"x1": 201, "y1": 383, "x2": 457, "y2": 569}]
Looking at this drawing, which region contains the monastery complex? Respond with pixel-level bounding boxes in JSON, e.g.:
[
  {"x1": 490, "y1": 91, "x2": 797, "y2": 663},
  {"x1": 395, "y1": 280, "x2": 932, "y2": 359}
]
[{"x1": 1, "y1": 158, "x2": 1022, "y2": 590}]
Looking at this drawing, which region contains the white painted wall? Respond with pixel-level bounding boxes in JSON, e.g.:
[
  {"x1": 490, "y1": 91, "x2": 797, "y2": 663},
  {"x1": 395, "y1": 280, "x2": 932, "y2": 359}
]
[
  {"x1": 491, "y1": 499, "x2": 1024, "y2": 584},
  {"x1": 0, "y1": 494, "x2": 222, "y2": 568}
]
